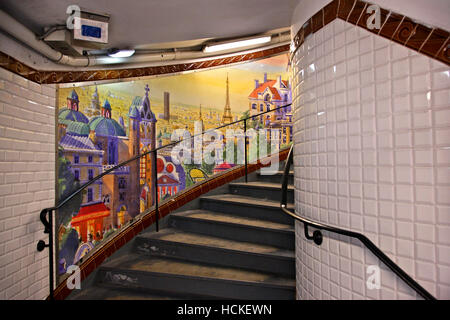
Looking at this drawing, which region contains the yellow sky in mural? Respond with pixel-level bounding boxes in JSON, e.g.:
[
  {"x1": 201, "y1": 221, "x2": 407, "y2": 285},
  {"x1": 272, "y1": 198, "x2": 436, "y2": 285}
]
[
  {"x1": 62, "y1": 53, "x2": 290, "y2": 114},
  {"x1": 58, "y1": 52, "x2": 290, "y2": 140},
  {"x1": 143, "y1": 54, "x2": 289, "y2": 111}
]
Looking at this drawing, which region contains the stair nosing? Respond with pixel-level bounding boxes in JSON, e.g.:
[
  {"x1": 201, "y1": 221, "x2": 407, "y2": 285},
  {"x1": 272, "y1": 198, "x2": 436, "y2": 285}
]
[
  {"x1": 200, "y1": 194, "x2": 295, "y2": 209},
  {"x1": 257, "y1": 171, "x2": 293, "y2": 175},
  {"x1": 95, "y1": 282, "x2": 222, "y2": 300},
  {"x1": 170, "y1": 210, "x2": 294, "y2": 233},
  {"x1": 229, "y1": 181, "x2": 294, "y2": 190}
]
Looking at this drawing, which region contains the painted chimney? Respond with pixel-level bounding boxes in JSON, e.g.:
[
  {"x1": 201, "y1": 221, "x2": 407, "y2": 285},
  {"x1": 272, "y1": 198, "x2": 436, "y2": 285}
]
[
  {"x1": 263, "y1": 73, "x2": 267, "y2": 83},
  {"x1": 255, "y1": 79, "x2": 259, "y2": 89},
  {"x1": 164, "y1": 92, "x2": 170, "y2": 120}
]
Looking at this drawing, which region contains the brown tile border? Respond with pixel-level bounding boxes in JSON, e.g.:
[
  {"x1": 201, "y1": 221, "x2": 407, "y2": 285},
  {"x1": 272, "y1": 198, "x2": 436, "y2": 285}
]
[
  {"x1": 378, "y1": 11, "x2": 404, "y2": 40},
  {"x1": 0, "y1": 44, "x2": 289, "y2": 85},
  {"x1": 51, "y1": 148, "x2": 290, "y2": 300},
  {"x1": 291, "y1": 0, "x2": 450, "y2": 66}
]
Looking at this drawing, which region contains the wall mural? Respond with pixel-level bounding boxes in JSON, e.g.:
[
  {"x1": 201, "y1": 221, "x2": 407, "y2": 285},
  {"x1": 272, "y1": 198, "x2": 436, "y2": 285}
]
[{"x1": 55, "y1": 53, "x2": 292, "y2": 277}]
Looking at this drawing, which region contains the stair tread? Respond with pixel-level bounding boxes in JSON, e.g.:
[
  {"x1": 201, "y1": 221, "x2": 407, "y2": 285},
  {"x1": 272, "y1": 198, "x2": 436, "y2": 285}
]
[
  {"x1": 258, "y1": 170, "x2": 293, "y2": 175},
  {"x1": 171, "y1": 209, "x2": 294, "y2": 231},
  {"x1": 69, "y1": 285, "x2": 177, "y2": 300},
  {"x1": 138, "y1": 228, "x2": 294, "y2": 258},
  {"x1": 102, "y1": 254, "x2": 295, "y2": 288},
  {"x1": 229, "y1": 181, "x2": 294, "y2": 190},
  {"x1": 201, "y1": 193, "x2": 295, "y2": 208}
]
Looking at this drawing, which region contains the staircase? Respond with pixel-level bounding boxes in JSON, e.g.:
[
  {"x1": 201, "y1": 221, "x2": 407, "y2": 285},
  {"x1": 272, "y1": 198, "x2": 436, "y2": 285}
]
[{"x1": 70, "y1": 167, "x2": 295, "y2": 300}]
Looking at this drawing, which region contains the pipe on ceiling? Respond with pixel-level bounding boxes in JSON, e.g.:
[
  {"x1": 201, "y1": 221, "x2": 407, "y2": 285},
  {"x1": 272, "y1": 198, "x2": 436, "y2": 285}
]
[{"x1": 0, "y1": 9, "x2": 290, "y2": 68}]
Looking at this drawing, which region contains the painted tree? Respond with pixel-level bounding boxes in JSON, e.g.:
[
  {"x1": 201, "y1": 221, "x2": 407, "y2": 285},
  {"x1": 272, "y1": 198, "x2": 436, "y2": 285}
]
[
  {"x1": 56, "y1": 146, "x2": 83, "y2": 273},
  {"x1": 56, "y1": 146, "x2": 83, "y2": 226}
]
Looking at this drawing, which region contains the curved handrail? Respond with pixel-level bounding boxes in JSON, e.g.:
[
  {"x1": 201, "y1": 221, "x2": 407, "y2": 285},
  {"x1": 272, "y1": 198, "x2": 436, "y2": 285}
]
[{"x1": 280, "y1": 145, "x2": 436, "y2": 300}]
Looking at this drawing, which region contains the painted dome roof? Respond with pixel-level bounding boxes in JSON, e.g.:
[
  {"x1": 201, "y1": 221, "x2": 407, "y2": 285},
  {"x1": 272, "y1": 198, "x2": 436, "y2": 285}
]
[
  {"x1": 58, "y1": 108, "x2": 89, "y2": 123},
  {"x1": 68, "y1": 89, "x2": 79, "y2": 101},
  {"x1": 189, "y1": 168, "x2": 206, "y2": 178},
  {"x1": 89, "y1": 116, "x2": 126, "y2": 137},
  {"x1": 214, "y1": 162, "x2": 234, "y2": 170},
  {"x1": 66, "y1": 122, "x2": 90, "y2": 136}
]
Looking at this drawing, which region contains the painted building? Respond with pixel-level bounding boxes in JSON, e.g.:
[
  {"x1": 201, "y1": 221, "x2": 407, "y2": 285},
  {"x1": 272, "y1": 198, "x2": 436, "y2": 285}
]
[
  {"x1": 134, "y1": 85, "x2": 157, "y2": 210},
  {"x1": 58, "y1": 89, "x2": 89, "y2": 138},
  {"x1": 248, "y1": 73, "x2": 293, "y2": 145},
  {"x1": 71, "y1": 202, "x2": 110, "y2": 243},
  {"x1": 83, "y1": 86, "x2": 101, "y2": 118},
  {"x1": 57, "y1": 85, "x2": 158, "y2": 245},
  {"x1": 59, "y1": 123, "x2": 104, "y2": 194}
]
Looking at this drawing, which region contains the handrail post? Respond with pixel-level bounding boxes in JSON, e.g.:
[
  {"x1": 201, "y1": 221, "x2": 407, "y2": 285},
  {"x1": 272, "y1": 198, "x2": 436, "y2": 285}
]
[
  {"x1": 37, "y1": 208, "x2": 54, "y2": 300},
  {"x1": 48, "y1": 209, "x2": 54, "y2": 300},
  {"x1": 152, "y1": 150, "x2": 159, "y2": 232},
  {"x1": 244, "y1": 119, "x2": 248, "y2": 183}
]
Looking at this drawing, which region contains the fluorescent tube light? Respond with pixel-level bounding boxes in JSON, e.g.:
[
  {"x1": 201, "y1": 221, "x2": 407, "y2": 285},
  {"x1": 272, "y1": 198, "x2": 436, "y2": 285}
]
[
  {"x1": 107, "y1": 49, "x2": 135, "y2": 58},
  {"x1": 203, "y1": 36, "x2": 272, "y2": 53}
]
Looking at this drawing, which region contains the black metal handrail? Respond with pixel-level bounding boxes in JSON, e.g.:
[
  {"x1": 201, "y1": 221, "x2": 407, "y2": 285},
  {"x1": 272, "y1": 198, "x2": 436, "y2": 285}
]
[
  {"x1": 38, "y1": 103, "x2": 292, "y2": 299},
  {"x1": 280, "y1": 145, "x2": 436, "y2": 300}
]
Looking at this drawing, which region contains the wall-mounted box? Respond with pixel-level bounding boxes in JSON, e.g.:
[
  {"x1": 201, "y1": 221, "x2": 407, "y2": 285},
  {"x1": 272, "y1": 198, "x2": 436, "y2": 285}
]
[{"x1": 73, "y1": 17, "x2": 108, "y2": 44}]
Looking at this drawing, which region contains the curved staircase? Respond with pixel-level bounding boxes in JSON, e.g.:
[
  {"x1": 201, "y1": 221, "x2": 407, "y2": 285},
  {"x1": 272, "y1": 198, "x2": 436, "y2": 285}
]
[{"x1": 69, "y1": 168, "x2": 295, "y2": 300}]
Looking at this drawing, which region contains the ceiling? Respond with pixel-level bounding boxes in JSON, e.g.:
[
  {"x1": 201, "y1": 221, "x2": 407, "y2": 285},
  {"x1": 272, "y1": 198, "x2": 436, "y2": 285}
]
[{"x1": 0, "y1": 0, "x2": 296, "y2": 50}]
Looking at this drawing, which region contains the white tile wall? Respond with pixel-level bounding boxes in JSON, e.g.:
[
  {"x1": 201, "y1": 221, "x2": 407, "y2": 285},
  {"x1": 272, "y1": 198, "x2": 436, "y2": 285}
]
[
  {"x1": 292, "y1": 19, "x2": 450, "y2": 300},
  {"x1": 0, "y1": 68, "x2": 55, "y2": 299}
]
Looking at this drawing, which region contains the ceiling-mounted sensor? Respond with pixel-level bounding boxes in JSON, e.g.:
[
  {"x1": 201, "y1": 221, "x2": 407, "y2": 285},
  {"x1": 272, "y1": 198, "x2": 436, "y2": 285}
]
[{"x1": 73, "y1": 10, "x2": 109, "y2": 44}]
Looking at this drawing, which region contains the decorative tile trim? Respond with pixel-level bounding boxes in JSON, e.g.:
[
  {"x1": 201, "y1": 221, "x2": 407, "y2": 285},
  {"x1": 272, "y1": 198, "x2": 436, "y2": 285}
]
[
  {"x1": 291, "y1": 0, "x2": 450, "y2": 66},
  {"x1": 0, "y1": 44, "x2": 289, "y2": 85},
  {"x1": 51, "y1": 148, "x2": 290, "y2": 300}
]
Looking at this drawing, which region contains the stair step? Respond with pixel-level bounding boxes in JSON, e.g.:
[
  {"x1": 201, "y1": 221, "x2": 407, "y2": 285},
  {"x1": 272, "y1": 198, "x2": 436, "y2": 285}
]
[
  {"x1": 169, "y1": 209, "x2": 294, "y2": 250},
  {"x1": 257, "y1": 170, "x2": 294, "y2": 184},
  {"x1": 71, "y1": 155, "x2": 297, "y2": 300},
  {"x1": 134, "y1": 228, "x2": 295, "y2": 277},
  {"x1": 258, "y1": 170, "x2": 294, "y2": 176},
  {"x1": 68, "y1": 285, "x2": 180, "y2": 300},
  {"x1": 229, "y1": 181, "x2": 294, "y2": 202},
  {"x1": 97, "y1": 254, "x2": 295, "y2": 300},
  {"x1": 200, "y1": 194, "x2": 294, "y2": 225}
]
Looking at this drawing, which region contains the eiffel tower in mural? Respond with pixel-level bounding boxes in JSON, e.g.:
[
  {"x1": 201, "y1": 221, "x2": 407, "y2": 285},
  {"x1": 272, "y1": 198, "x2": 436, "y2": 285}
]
[{"x1": 221, "y1": 73, "x2": 233, "y2": 124}]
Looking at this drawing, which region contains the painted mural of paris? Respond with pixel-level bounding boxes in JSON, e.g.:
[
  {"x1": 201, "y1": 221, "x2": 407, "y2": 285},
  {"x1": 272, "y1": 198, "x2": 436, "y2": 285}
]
[{"x1": 56, "y1": 54, "x2": 292, "y2": 276}]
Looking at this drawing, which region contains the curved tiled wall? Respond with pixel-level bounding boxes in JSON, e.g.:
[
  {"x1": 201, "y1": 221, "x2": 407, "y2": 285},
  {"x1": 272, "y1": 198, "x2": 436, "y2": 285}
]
[{"x1": 292, "y1": 17, "x2": 450, "y2": 299}]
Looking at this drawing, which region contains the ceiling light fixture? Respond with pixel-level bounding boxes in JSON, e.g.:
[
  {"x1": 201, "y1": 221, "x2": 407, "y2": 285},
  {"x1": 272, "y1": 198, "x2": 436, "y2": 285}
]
[
  {"x1": 107, "y1": 49, "x2": 136, "y2": 58},
  {"x1": 203, "y1": 35, "x2": 272, "y2": 53}
]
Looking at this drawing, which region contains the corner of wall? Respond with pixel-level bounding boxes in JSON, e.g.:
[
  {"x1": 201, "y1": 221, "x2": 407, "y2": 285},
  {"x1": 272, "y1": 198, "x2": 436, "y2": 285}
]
[{"x1": 0, "y1": 67, "x2": 57, "y2": 299}]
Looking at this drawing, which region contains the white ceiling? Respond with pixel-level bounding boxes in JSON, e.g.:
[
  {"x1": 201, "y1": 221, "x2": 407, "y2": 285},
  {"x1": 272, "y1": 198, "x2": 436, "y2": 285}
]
[{"x1": 0, "y1": 0, "x2": 296, "y2": 50}]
